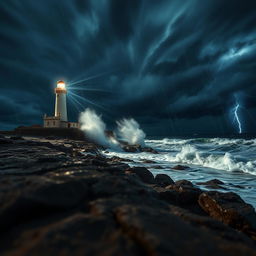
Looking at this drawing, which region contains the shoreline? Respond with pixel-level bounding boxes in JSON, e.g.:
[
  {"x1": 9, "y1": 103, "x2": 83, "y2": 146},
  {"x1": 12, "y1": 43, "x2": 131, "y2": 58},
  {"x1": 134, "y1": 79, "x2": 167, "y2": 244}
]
[{"x1": 0, "y1": 135, "x2": 256, "y2": 255}]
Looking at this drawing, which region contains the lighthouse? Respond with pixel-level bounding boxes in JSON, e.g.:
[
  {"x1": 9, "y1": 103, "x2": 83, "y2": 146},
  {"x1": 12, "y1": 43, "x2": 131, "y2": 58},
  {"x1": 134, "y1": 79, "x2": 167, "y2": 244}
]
[
  {"x1": 55, "y1": 80, "x2": 68, "y2": 121},
  {"x1": 43, "y1": 80, "x2": 80, "y2": 128}
]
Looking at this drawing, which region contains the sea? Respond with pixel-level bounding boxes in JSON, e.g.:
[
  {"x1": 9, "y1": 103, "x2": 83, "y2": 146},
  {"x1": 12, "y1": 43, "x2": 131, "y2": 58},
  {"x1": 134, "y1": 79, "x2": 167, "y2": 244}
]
[{"x1": 103, "y1": 137, "x2": 256, "y2": 209}]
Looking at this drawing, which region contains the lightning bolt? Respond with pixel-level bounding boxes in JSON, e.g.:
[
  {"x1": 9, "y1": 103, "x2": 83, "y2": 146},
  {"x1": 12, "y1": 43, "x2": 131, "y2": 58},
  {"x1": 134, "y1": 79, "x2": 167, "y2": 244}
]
[{"x1": 233, "y1": 103, "x2": 242, "y2": 134}]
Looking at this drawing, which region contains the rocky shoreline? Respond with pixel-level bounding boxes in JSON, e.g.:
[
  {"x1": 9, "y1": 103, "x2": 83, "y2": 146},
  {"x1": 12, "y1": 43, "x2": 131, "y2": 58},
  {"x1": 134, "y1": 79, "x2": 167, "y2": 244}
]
[{"x1": 0, "y1": 135, "x2": 256, "y2": 255}]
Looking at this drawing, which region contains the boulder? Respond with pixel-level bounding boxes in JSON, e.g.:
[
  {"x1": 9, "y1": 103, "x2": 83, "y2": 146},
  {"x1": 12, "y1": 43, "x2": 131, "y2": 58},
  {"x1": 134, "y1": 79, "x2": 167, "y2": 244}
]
[
  {"x1": 172, "y1": 165, "x2": 190, "y2": 170},
  {"x1": 175, "y1": 179, "x2": 194, "y2": 187},
  {"x1": 199, "y1": 191, "x2": 256, "y2": 239},
  {"x1": 197, "y1": 179, "x2": 226, "y2": 190},
  {"x1": 125, "y1": 167, "x2": 155, "y2": 184},
  {"x1": 155, "y1": 174, "x2": 174, "y2": 187}
]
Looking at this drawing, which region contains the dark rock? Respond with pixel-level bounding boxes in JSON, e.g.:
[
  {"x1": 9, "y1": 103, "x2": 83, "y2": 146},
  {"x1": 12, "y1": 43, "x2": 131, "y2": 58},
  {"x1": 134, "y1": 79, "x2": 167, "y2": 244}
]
[
  {"x1": 5, "y1": 214, "x2": 141, "y2": 256},
  {"x1": 172, "y1": 185, "x2": 202, "y2": 205},
  {"x1": 108, "y1": 156, "x2": 134, "y2": 163},
  {"x1": 122, "y1": 145, "x2": 158, "y2": 154},
  {"x1": 141, "y1": 159, "x2": 156, "y2": 164},
  {"x1": 175, "y1": 179, "x2": 194, "y2": 187},
  {"x1": 155, "y1": 174, "x2": 174, "y2": 187},
  {"x1": 197, "y1": 179, "x2": 224, "y2": 185},
  {"x1": 10, "y1": 136, "x2": 24, "y2": 140},
  {"x1": 0, "y1": 177, "x2": 90, "y2": 231},
  {"x1": 199, "y1": 191, "x2": 256, "y2": 239},
  {"x1": 1, "y1": 136, "x2": 256, "y2": 255},
  {"x1": 125, "y1": 167, "x2": 155, "y2": 184},
  {"x1": 0, "y1": 138, "x2": 13, "y2": 144},
  {"x1": 151, "y1": 165, "x2": 164, "y2": 169},
  {"x1": 92, "y1": 174, "x2": 156, "y2": 198},
  {"x1": 172, "y1": 165, "x2": 190, "y2": 170},
  {"x1": 197, "y1": 179, "x2": 226, "y2": 190},
  {"x1": 141, "y1": 147, "x2": 158, "y2": 154},
  {"x1": 122, "y1": 144, "x2": 141, "y2": 152},
  {"x1": 169, "y1": 205, "x2": 256, "y2": 245},
  {"x1": 114, "y1": 205, "x2": 256, "y2": 256}
]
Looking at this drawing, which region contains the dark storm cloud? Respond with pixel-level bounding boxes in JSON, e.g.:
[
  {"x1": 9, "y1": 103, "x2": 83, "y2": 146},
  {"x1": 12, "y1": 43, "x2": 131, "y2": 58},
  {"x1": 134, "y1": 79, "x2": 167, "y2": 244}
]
[{"x1": 0, "y1": 0, "x2": 256, "y2": 133}]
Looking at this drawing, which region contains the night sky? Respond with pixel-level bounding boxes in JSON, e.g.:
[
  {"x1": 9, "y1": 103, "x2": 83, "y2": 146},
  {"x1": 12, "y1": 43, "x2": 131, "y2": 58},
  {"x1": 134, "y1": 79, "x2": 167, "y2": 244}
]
[{"x1": 1, "y1": 0, "x2": 256, "y2": 135}]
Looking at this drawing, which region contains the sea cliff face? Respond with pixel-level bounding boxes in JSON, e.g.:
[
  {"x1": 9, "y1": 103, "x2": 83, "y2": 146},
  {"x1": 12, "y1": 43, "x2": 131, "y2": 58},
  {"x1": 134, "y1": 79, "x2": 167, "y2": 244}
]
[{"x1": 0, "y1": 135, "x2": 256, "y2": 255}]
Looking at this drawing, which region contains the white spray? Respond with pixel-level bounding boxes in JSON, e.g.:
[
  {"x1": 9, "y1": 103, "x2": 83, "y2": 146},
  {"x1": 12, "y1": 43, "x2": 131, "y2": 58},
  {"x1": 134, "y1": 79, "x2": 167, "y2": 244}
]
[
  {"x1": 79, "y1": 108, "x2": 120, "y2": 149},
  {"x1": 117, "y1": 118, "x2": 146, "y2": 146}
]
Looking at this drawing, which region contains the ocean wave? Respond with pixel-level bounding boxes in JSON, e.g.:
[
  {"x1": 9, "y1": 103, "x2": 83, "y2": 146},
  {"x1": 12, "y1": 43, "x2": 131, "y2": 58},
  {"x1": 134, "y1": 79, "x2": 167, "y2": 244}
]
[{"x1": 167, "y1": 144, "x2": 256, "y2": 175}]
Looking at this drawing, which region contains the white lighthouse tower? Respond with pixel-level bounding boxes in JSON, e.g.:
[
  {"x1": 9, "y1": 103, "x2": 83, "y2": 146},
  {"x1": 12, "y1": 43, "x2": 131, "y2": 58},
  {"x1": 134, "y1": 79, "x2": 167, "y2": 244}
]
[
  {"x1": 55, "y1": 80, "x2": 68, "y2": 121},
  {"x1": 43, "y1": 80, "x2": 80, "y2": 128}
]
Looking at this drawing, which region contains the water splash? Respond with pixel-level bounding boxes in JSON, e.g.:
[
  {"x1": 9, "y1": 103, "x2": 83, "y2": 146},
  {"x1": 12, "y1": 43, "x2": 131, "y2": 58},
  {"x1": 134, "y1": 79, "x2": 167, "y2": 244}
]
[{"x1": 117, "y1": 118, "x2": 146, "y2": 146}]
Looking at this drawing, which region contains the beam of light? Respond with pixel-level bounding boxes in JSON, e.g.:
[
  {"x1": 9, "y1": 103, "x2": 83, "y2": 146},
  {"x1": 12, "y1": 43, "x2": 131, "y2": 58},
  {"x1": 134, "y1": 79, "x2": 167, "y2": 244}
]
[
  {"x1": 69, "y1": 87, "x2": 112, "y2": 93},
  {"x1": 68, "y1": 91, "x2": 105, "y2": 110},
  {"x1": 68, "y1": 93, "x2": 86, "y2": 111},
  {"x1": 69, "y1": 70, "x2": 115, "y2": 87},
  {"x1": 68, "y1": 98, "x2": 81, "y2": 113},
  {"x1": 233, "y1": 103, "x2": 242, "y2": 134}
]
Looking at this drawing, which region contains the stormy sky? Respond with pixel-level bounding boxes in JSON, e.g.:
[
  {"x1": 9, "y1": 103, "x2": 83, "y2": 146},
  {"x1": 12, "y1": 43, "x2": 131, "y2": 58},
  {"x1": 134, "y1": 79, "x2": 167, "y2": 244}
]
[{"x1": 1, "y1": 0, "x2": 256, "y2": 135}]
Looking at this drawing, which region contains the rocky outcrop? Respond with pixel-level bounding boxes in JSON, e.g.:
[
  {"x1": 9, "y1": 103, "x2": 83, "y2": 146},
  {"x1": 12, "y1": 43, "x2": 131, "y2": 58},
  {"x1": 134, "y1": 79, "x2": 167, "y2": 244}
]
[
  {"x1": 0, "y1": 135, "x2": 255, "y2": 255},
  {"x1": 199, "y1": 191, "x2": 256, "y2": 239}
]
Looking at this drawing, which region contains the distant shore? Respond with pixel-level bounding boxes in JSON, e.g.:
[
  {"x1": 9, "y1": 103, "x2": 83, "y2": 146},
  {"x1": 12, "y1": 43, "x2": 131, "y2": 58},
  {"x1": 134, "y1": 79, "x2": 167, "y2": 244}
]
[{"x1": 0, "y1": 135, "x2": 255, "y2": 255}]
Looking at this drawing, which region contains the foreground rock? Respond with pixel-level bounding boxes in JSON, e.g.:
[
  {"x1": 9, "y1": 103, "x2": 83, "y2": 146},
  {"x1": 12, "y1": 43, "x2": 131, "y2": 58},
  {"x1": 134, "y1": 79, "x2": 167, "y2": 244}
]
[
  {"x1": 199, "y1": 191, "x2": 256, "y2": 239},
  {"x1": 0, "y1": 136, "x2": 255, "y2": 255}
]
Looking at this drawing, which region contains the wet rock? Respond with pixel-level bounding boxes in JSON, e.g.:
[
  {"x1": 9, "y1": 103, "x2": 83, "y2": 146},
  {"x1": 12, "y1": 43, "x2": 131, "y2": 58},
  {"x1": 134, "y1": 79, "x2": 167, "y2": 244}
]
[
  {"x1": 0, "y1": 177, "x2": 90, "y2": 231},
  {"x1": 175, "y1": 179, "x2": 194, "y2": 187},
  {"x1": 151, "y1": 165, "x2": 164, "y2": 169},
  {"x1": 122, "y1": 144, "x2": 158, "y2": 154},
  {"x1": 169, "y1": 205, "x2": 256, "y2": 245},
  {"x1": 172, "y1": 165, "x2": 190, "y2": 170},
  {"x1": 0, "y1": 138, "x2": 13, "y2": 144},
  {"x1": 108, "y1": 156, "x2": 134, "y2": 163},
  {"x1": 156, "y1": 181, "x2": 203, "y2": 213},
  {"x1": 114, "y1": 205, "x2": 256, "y2": 256},
  {"x1": 125, "y1": 167, "x2": 155, "y2": 184},
  {"x1": 141, "y1": 159, "x2": 156, "y2": 164},
  {"x1": 92, "y1": 174, "x2": 156, "y2": 198},
  {"x1": 141, "y1": 147, "x2": 158, "y2": 154},
  {"x1": 5, "y1": 214, "x2": 140, "y2": 256},
  {"x1": 197, "y1": 179, "x2": 226, "y2": 190},
  {"x1": 10, "y1": 136, "x2": 24, "y2": 140},
  {"x1": 122, "y1": 144, "x2": 141, "y2": 152},
  {"x1": 1, "y1": 136, "x2": 256, "y2": 255},
  {"x1": 155, "y1": 174, "x2": 174, "y2": 187},
  {"x1": 198, "y1": 191, "x2": 256, "y2": 239}
]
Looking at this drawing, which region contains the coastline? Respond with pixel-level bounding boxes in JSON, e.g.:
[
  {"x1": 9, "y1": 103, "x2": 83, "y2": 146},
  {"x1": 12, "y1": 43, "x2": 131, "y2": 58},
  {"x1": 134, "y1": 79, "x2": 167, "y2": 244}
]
[{"x1": 0, "y1": 135, "x2": 255, "y2": 255}]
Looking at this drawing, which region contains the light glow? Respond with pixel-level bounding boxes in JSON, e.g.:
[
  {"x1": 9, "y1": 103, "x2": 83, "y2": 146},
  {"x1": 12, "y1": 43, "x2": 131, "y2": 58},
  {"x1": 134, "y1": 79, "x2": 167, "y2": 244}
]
[{"x1": 57, "y1": 80, "x2": 66, "y2": 89}]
